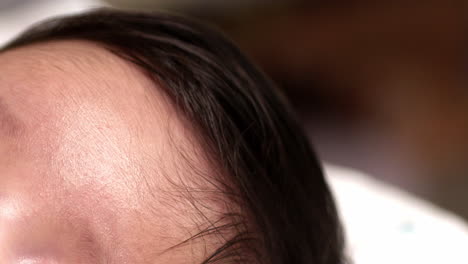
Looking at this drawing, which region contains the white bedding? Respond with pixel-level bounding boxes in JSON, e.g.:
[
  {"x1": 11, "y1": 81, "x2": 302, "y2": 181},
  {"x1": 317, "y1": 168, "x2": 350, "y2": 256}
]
[{"x1": 326, "y1": 164, "x2": 468, "y2": 264}]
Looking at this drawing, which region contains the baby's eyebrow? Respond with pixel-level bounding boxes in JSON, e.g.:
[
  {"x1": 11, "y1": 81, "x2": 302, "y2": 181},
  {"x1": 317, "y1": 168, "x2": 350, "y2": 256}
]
[
  {"x1": 76, "y1": 227, "x2": 108, "y2": 264},
  {"x1": 0, "y1": 98, "x2": 23, "y2": 137}
]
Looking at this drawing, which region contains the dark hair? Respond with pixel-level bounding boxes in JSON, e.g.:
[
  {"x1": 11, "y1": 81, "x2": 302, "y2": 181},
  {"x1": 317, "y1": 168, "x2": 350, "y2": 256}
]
[{"x1": 1, "y1": 9, "x2": 345, "y2": 264}]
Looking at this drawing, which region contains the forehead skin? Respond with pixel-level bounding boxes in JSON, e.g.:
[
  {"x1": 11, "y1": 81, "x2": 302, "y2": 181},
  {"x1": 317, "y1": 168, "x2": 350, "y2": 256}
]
[{"x1": 0, "y1": 41, "x2": 222, "y2": 264}]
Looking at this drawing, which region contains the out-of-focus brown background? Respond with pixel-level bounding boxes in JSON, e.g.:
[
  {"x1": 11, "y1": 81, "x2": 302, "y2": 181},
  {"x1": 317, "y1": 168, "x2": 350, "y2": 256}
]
[
  {"x1": 104, "y1": 0, "x2": 468, "y2": 219},
  {"x1": 2, "y1": 0, "x2": 466, "y2": 220}
]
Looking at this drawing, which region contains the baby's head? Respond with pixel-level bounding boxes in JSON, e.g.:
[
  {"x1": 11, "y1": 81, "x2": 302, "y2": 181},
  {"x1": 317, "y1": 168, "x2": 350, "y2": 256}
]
[{"x1": 0, "y1": 9, "x2": 344, "y2": 264}]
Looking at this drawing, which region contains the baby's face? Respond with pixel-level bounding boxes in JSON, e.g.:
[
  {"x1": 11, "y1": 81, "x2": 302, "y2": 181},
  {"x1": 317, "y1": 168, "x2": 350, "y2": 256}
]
[{"x1": 0, "y1": 41, "x2": 220, "y2": 263}]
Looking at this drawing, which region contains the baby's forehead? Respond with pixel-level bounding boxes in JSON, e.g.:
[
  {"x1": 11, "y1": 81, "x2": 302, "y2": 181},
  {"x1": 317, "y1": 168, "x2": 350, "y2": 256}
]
[
  {"x1": 0, "y1": 40, "x2": 212, "y2": 202},
  {"x1": 0, "y1": 40, "x2": 167, "y2": 129},
  {"x1": 0, "y1": 40, "x2": 222, "y2": 263}
]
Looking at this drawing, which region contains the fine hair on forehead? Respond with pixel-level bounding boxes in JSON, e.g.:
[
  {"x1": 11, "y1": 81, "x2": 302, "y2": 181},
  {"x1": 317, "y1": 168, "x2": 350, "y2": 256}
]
[{"x1": 1, "y1": 8, "x2": 345, "y2": 264}]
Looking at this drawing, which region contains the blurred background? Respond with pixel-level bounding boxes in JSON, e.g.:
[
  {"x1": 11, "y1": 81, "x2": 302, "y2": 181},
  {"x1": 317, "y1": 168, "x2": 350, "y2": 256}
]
[{"x1": 0, "y1": 0, "x2": 466, "y2": 225}]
